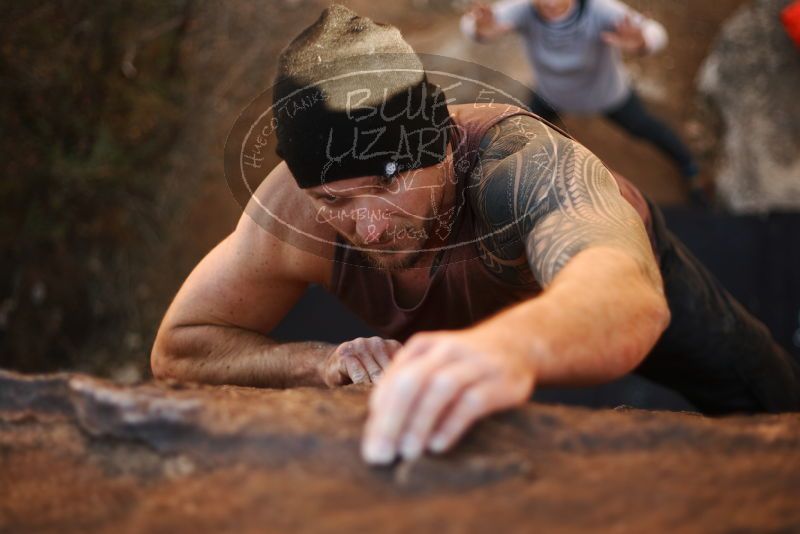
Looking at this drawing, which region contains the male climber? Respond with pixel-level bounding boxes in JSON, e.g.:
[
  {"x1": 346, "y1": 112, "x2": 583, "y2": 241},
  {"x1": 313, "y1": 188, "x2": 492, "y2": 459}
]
[{"x1": 151, "y1": 5, "x2": 800, "y2": 466}]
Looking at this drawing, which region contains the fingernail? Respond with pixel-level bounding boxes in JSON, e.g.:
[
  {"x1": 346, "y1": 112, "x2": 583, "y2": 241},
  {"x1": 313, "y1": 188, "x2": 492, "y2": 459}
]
[
  {"x1": 362, "y1": 438, "x2": 395, "y2": 465},
  {"x1": 400, "y1": 435, "x2": 422, "y2": 460},
  {"x1": 429, "y1": 435, "x2": 448, "y2": 453}
]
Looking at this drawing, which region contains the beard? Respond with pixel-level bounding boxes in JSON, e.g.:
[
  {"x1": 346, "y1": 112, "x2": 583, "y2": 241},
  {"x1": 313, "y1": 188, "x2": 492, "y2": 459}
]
[{"x1": 357, "y1": 218, "x2": 435, "y2": 271}]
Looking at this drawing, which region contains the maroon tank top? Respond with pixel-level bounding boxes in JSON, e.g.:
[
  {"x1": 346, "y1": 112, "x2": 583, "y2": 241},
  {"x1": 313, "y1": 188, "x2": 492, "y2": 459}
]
[{"x1": 328, "y1": 104, "x2": 654, "y2": 342}]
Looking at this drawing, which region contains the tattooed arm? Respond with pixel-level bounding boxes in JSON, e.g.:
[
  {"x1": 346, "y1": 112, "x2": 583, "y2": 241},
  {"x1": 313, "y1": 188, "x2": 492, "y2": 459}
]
[
  {"x1": 361, "y1": 116, "x2": 671, "y2": 464},
  {"x1": 466, "y1": 114, "x2": 669, "y2": 384}
]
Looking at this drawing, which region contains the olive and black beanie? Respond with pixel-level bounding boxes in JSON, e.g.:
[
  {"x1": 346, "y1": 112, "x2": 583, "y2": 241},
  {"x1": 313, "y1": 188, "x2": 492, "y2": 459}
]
[{"x1": 273, "y1": 4, "x2": 451, "y2": 189}]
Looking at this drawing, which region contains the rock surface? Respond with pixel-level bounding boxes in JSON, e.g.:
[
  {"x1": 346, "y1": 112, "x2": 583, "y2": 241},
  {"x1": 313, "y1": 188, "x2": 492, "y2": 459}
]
[
  {"x1": 1, "y1": 369, "x2": 799, "y2": 533},
  {"x1": 699, "y1": 0, "x2": 800, "y2": 213}
]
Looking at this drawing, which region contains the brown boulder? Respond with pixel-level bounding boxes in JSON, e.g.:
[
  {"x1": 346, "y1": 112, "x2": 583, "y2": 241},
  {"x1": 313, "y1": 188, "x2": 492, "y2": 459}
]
[
  {"x1": 698, "y1": 0, "x2": 800, "y2": 213},
  {"x1": 1, "y1": 369, "x2": 798, "y2": 533}
]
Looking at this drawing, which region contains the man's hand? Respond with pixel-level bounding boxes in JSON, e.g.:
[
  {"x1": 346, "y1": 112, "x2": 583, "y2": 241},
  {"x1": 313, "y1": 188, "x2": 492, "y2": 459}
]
[
  {"x1": 601, "y1": 15, "x2": 647, "y2": 54},
  {"x1": 318, "y1": 337, "x2": 402, "y2": 387},
  {"x1": 361, "y1": 330, "x2": 536, "y2": 465}
]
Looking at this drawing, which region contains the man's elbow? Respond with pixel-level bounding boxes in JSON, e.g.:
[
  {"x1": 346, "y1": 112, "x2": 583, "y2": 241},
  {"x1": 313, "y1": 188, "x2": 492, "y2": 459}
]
[
  {"x1": 150, "y1": 328, "x2": 185, "y2": 381},
  {"x1": 648, "y1": 265, "x2": 672, "y2": 331},
  {"x1": 623, "y1": 287, "x2": 671, "y2": 372},
  {"x1": 647, "y1": 290, "x2": 671, "y2": 347},
  {"x1": 654, "y1": 292, "x2": 671, "y2": 335}
]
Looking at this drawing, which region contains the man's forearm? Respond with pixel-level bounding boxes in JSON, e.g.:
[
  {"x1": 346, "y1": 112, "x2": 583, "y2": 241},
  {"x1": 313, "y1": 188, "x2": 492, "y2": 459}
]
[
  {"x1": 151, "y1": 324, "x2": 335, "y2": 388},
  {"x1": 471, "y1": 246, "x2": 670, "y2": 387}
]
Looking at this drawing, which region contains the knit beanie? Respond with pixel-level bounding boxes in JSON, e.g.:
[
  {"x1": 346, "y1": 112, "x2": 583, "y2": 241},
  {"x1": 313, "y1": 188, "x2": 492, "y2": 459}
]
[{"x1": 273, "y1": 4, "x2": 451, "y2": 188}]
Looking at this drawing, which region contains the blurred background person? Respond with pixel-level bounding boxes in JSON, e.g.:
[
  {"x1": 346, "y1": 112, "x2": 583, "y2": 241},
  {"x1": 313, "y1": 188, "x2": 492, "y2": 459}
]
[{"x1": 461, "y1": 0, "x2": 706, "y2": 205}]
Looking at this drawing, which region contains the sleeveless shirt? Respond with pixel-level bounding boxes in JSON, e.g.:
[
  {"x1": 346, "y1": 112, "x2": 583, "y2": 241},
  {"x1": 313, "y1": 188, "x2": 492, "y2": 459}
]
[{"x1": 327, "y1": 104, "x2": 653, "y2": 342}]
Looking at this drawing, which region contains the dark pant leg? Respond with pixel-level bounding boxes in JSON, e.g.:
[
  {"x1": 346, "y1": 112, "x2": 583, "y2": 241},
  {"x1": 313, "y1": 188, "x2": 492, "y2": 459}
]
[
  {"x1": 605, "y1": 91, "x2": 698, "y2": 179},
  {"x1": 635, "y1": 202, "x2": 800, "y2": 414},
  {"x1": 529, "y1": 92, "x2": 562, "y2": 126}
]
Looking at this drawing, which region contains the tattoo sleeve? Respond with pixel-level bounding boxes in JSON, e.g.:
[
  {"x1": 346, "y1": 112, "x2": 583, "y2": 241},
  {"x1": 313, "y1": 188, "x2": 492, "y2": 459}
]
[{"x1": 468, "y1": 115, "x2": 662, "y2": 290}]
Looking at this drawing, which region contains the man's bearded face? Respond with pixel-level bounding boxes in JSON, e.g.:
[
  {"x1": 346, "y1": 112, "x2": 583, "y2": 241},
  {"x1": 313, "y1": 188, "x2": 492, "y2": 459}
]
[{"x1": 306, "y1": 156, "x2": 452, "y2": 271}]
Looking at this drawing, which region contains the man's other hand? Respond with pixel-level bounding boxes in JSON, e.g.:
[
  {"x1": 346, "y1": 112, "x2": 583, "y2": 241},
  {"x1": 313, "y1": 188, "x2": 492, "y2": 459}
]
[
  {"x1": 361, "y1": 330, "x2": 536, "y2": 465},
  {"x1": 318, "y1": 337, "x2": 402, "y2": 387}
]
